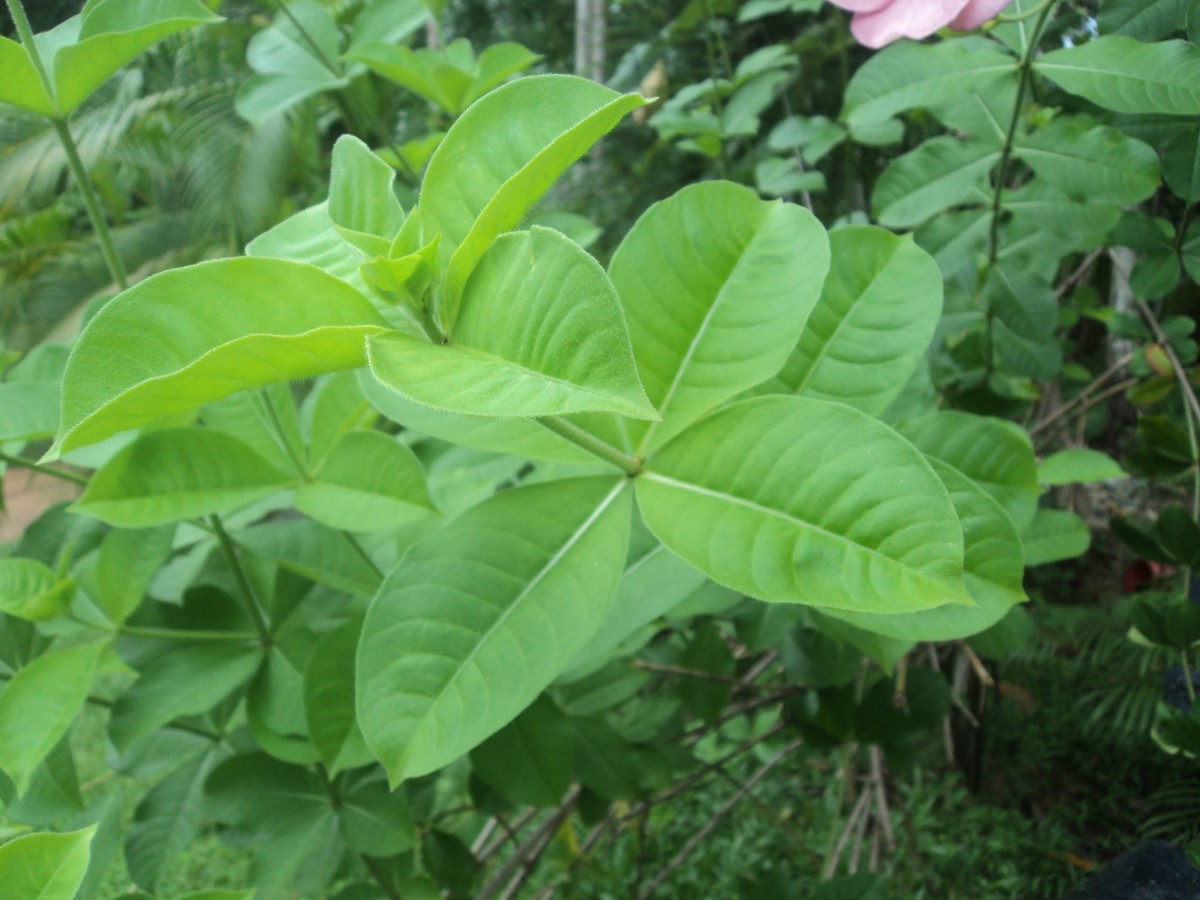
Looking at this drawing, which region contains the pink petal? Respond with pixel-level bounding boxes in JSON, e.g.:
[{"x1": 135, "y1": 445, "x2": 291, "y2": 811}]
[
  {"x1": 849, "y1": 0, "x2": 973, "y2": 47},
  {"x1": 948, "y1": 0, "x2": 1011, "y2": 30},
  {"x1": 826, "y1": 0, "x2": 892, "y2": 11}
]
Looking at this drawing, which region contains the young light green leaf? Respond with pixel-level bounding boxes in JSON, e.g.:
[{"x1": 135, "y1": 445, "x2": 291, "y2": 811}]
[
  {"x1": 1034, "y1": 37, "x2": 1200, "y2": 116},
  {"x1": 773, "y1": 226, "x2": 942, "y2": 416},
  {"x1": 0, "y1": 641, "x2": 108, "y2": 794},
  {"x1": 109, "y1": 643, "x2": 263, "y2": 753},
  {"x1": 842, "y1": 40, "x2": 1016, "y2": 128},
  {"x1": 1015, "y1": 117, "x2": 1160, "y2": 206},
  {"x1": 1021, "y1": 508, "x2": 1091, "y2": 566},
  {"x1": 0, "y1": 37, "x2": 56, "y2": 116},
  {"x1": 246, "y1": 202, "x2": 372, "y2": 296},
  {"x1": 295, "y1": 430, "x2": 435, "y2": 532},
  {"x1": 0, "y1": 558, "x2": 71, "y2": 621},
  {"x1": 74, "y1": 428, "x2": 293, "y2": 527},
  {"x1": 368, "y1": 228, "x2": 655, "y2": 420},
  {"x1": 304, "y1": 619, "x2": 374, "y2": 775},
  {"x1": 609, "y1": 181, "x2": 830, "y2": 454},
  {"x1": 897, "y1": 411, "x2": 1041, "y2": 529},
  {"x1": 0, "y1": 826, "x2": 96, "y2": 900},
  {"x1": 1038, "y1": 448, "x2": 1126, "y2": 485},
  {"x1": 820, "y1": 459, "x2": 1026, "y2": 643},
  {"x1": 328, "y1": 135, "x2": 405, "y2": 256},
  {"x1": 96, "y1": 525, "x2": 177, "y2": 624},
  {"x1": 50, "y1": 257, "x2": 389, "y2": 458},
  {"x1": 235, "y1": 519, "x2": 384, "y2": 595},
  {"x1": 52, "y1": 0, "x2": 222, "y2": 115},
  {"x1": 0, "y1": 381, "x2": 59, "y2": 442},
  {"x1": 358, "y1": 476, "x2": 632, "y2": 784},
  {"x1": 872, "y1": 137, "x2": 999, "y2": 228},
  {"x1": 636, "y1": 397, "x2": 971, "y2": 614}
]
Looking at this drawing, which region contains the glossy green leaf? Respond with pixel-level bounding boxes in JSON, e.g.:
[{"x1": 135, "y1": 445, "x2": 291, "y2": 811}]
[
  {"x1": 0, "y1": 641, "x2": 108, "y2": 793},
  {"x1": 842, "y1": 41, "x2": 1016, "y2": 128},
  {"x1": 1038, "y1": 448, "x2": 1126, "y2": 485},
  {"x1": 50, "y1": 258, "x2": 389, "y2": 458},
  {"x1": 235, "y1": 519, "x2": 383, "y2": 595},
  {"x1": 0, "y1": 558, "x2": 71, "y2": 621},
  {"x1": 636, "y1": 396, "x2": 971, "y2": 613},
  {"x1": 368, "y1": 228, "x2": 655, "y2": 420},
  {"x1": 358, "y1": 476, "x2": 632, "y2": 783},
  {"x1": 872, "y1": 137, "x2": 999, "y2": 228},
  {"x1": 304, "y1": 619, "x2": 374, "y2": 775},
  {"x1": 0, "y1": 826, "x2": 95, "y2": 900},
  {"x1": 774, "y1": 226, "x2": 942, "y2": 416},
  {"x1": 1016, "y1": 117, "x2": 1160, "y2": 206},
  {"x1": 328, "y1": 136, "x2": 405, "y2": 256},
  {"x1": 821, "y1": 459, "x2": 1025, "y2": 642},
  {"x1": 53, "y1": 0, "x2": 221, "y2": 115},
  {"x1": 470, "y1": 695, "x2": 572, "y2": 807},
  {"x1": 1035, "y1": 37, "x2": 1200, "y2": 116},
  {"x1": 296, "y1": 430, "x2": 435, "y2": 532},
  {"x1": 418, "y1": 74, "x2": 646, "y2": 325},
  {"x1": 1020, "y1": 509, "x2": 1091, "y2": 566},
  {"x1": 109, "y1": 643, "x2": 263, "y2": 753},
  {"x1": 610, "y1": 181, "x2": 830, "y2": 454},
  {"x1": 74, "y1": 428, "x2": 293, "y2": 527},
  {"x1": 0, "y1": 381, "x2": 59, "y2": 442},
  {"x1": 897, "y1": 411, "x2": 1040, "y2": 529}
]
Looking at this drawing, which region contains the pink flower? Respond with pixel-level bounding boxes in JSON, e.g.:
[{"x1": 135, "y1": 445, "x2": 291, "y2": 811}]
[{"x1": 828, "y1": 0, "x2": 1011, "y2": 48}]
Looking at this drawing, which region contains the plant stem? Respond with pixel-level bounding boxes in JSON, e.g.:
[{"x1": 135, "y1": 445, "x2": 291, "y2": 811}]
[
  {"x1": 536, "y1": 416, "x2": 643, "y2": 475},
  {"x1": 5, "y1": 0, "x2": 54, "y2": 104},
  {"x1": 0, "y1": 451, "x2": 89, "y2": 486},
  {"x1": 121, "y1": 624, "x2": 260, "y2": 642},
  {"x1": 998, "y1": 0, "x2": 1056, "y2": 22},
  {"x1": 209, "y1": 514, "x2": 272, "y2": 645}
]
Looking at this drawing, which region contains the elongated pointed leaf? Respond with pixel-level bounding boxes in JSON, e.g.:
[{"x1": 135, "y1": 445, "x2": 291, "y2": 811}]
[
  {"x1": 236, "y1": 519, "x2": 384, "y2": 595},
  {"x1": 470, "y1": 696, "x2": 572, "y2": 807},
  {"x1": 0, "y1": 37, "x2": 56, "y2": 116},
  {"x1": 872, "y1": 137, "x2": 1000, "y2": 228},
  {"x1": 418, "y1": 74, "x2": 645, "y2": 326},
  {"x1": 0, "y1": 558, "x2": 70, "y2": 621},
  {"x1": 96, "y1": 525, "x2": 177, "y2": 624},
  {"x1": 53, "y1": 0, "x2": 221, "y2": 115},
  {"x1": 304, "y1": 619, "x2": 374, "y2": 775},
  {"x1": 609, "y1": 181, "x2": 829, "y2": 455},
  {"x1": 774, "y1": 226, "x2": 942, "y2": 416},
  {"x1": 74, "y1": 427, "x2": 293, "y2": 527},
  {"x1": 358, "y1": 476, "x2": 632, "y2": 783},
  {"x1": 1016, "y1": 117, "x2": 1160, "y2": 206},
  {"x1": 1035, "y1": 37, "x2": 1200, "y2": 116},
  {"x1": 636, "y1": 396, "x2": 971, "y2": 613},
  {"x1": 842, "y1": 41, "x2": 1016, "y2": 128},
  {"x1": 0, "y1": 826, "x2": 95, "y2": 900},
  {"x1": 821, "y1": 459, "x2": 1025, "y2": 642},
  {"x1": 1021, "y1": 508, "x2": 1091, "y2": 566},
  {"x1": 0, "y1": 641, "x2": 108, "y2": 794},
  {"x1": 51, "y1": 257, "x2": 388, "y2": 458},
  {"x1": 246, "y1": 202, "x2": 371, "y2": 294},
  {"x1": 328, "y1": 135, "x2": 405, "y2": 255},
  {"x1": 897, "y1": 411, "x2": 1040, "y2": 529},
  {"x1": 1038, "y1": 448, "x2": 1126, "y2": 485},
  {"x1": 296, "y1": 430, "x2": 435, "y2": 531},
  {"x1": 369, "y1": 228, "x2": 655, "y2": 420}
]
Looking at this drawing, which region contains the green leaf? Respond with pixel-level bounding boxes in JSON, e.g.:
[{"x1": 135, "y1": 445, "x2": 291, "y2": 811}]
[
  {"x1": 636, "y1": 397, "x2": 971, "y2": 613},
  {"x1": 368, "y1": 228, "x2": 655, "y2": 420},
  {"x1": 53, "y1": 0, "x2": 221, "y2": 115},
  {"x1": 236, "y1": 519, "x2": 383, "y2": 595},
  {"x1": 984, "y1": 260, "x2": 1061, "y2": 380},
  {"x1": 296, "y1": 430, "x2": 435, "y2": 532},
  {"x1": 0, "y1": 826, "x2": 95, "y2": 900},
  {"x1": 418, "y1": 74, "x2": 645, "y2": 327},
  {"x1": 96, "y1": 526, "x2": 175, "y2": 625},
  {"x1": 0, "y1": 37, "x2": 56, "y2": 116},
  {"x1": 872, "y1": 137, "x2": 999, "y2": 228},
  {"x1": 50, "y1": 257, "x2": 389, "y2": 458},
  {"x1": 1038, "y1": 448, "x2": 1126, "y2": 485},
  {"x1": 820, "y1": 459, "x2": 1025, "y2": 643},
  {"x1": 0, "y1": 558, "x2": 71, "y2": 621},
  {"x1": 0, "y1": 381, "x2": 59, "y2": 442},
  {"x1": 109, "y1": 643, "x2": 263, "y2": 753},
  {"x1": 0, "y1": 641, "x2": 108, "y2": 794},
  {"x1": 898, "y1": 411, "x2": 1040, "y2": 529},
  {"x1": 328, "y1": 135, "x2": 405, "y2": 256},
  {"x1": 246, "y1": 202, "x2": 371, "y2": 296},
  {"x1": 470, "y1": 695, "x2": 572, "y2": 807},
  {"x1": 1020, "y1": 509, "x2": 1091, "y2": 566},
  {"x1": 1016, "y1": 117, "x2": 1160, "y2": 206},
  {"x1": 1156, "y1": 506, "x2": 1200, "y2": 567},
  {"x1": 339, "y1": 773, "x2": 415, "y2": 856},
  {"x1": 1096, "y1": 0, "x2": 1195, "y2": 41},
  {"x1": 74, "y1": 427, "x2": 293, "y2": 527},
  {"x1": 304, "y1": 619, "x2": 374, "y2": 775},
  {"x1": 774, "y1": 226, "x2": 942, "y2": 416},
  {"x1": 358, "y1": 476, "x2": 632, "y2": 783},
  {"x1": 610, "y1": 181, "x2": 830, "y2": 454},
  {"x1": 1035, "y1": 37, "x2": 1200, "y2": 116},
  {"x1": 841, "y1": 41, "x2": 1016, "y2": 128}
]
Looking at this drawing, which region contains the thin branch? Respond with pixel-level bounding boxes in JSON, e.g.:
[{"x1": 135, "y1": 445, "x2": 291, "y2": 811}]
[
  {"x1": 209, "y1": 515, "x2": 271, "y2": 645},
  {"x1": 631, "y1": 659, "x2": 740, "y2": 684},
  {"x1": 0, "y1": 451, "x2": 89, "y2": 486},
  {"x1": 479, "y1": 786, "x2": 580, "y2": 899}
]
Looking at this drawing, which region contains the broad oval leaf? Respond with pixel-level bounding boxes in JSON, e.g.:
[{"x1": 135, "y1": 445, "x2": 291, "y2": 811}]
[
  {"x1": 50, "y1": 257, "x2": 389, "y2": 458},
  {"x1": 295, "y1": 430, "x2": 435, "y2": 531},
  {"x1": 610, "y1": 181, "x2": 830, "y2": 455},
  {"x1": 1038, "y1": 448, "x2": 1126, "y2": 485},
  {"x1": 774, "y1": 226, "x2": 942, "y2": 416},
  {"x1": 636, "y1": 396, "x2": 972, "y2": 614},
  {"x1": 1021, "y1": 508, "x2": 1091, "y2": 566},
  {"x1": 0, "y1": 826, "x2": 95, "y2": 900},
  {"x1": 368, "y1": 227, "x2": 655, "y2": 420},
  {"x1": 74, "y1": 427, "x2": 293, "y2": 527},
  {"x1": 1034, "y1": 36, "x2": 1200, "y2": 116},
  {"x1": 0, "y1": 641, "x2": 109, "y2": 794},
  {"x1": 821, "y1": 459, "x2": 1026, "y2": 642},
  {"x1": 357, "y1": 476, "x2": 632, "y2": 784}
]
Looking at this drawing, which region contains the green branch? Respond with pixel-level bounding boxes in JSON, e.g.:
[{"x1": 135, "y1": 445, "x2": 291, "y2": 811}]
[
  {"x1": 209, "y1": 514, "x2": 272, "y2": 645},
  {"x1": 536, "y1": 416, "x2": 643, "y2": 475}
]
